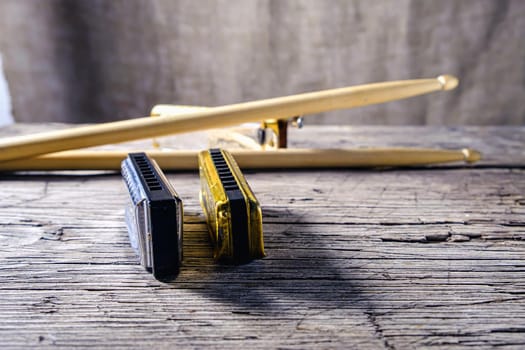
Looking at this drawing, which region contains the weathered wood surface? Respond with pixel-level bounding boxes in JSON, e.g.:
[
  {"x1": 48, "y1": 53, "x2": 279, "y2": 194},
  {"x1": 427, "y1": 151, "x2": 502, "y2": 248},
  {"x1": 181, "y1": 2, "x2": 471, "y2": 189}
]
[{"x1": 0, "y1": 125, "x2": 524, "y2": 349}]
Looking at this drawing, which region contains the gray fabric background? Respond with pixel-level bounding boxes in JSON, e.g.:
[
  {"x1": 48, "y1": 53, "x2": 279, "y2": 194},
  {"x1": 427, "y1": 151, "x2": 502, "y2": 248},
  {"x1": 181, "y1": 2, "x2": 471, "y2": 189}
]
[{"x1": 0, "y1": 0, "x2": 523, "y2": 124}]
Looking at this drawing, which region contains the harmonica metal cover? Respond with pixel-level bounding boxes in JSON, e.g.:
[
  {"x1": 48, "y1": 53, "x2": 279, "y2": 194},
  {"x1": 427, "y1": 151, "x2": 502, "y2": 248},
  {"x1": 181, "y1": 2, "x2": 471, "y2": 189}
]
[
  {"x1": 199, "y1": 148, "x2": 265, "y2": 263},
  {"x1": 121, "y1": 152, "x2": 183, "y2": 280}
]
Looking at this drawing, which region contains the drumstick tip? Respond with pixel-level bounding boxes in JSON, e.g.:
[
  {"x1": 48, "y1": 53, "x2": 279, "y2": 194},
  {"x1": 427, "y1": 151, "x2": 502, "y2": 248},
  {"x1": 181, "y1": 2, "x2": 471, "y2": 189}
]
[
  {"x1": 437, "y1": 75, "x2": 459, "y2": 91},
  {"x1": 462, "y1": 148, "x2": 481, "y2": 163}
]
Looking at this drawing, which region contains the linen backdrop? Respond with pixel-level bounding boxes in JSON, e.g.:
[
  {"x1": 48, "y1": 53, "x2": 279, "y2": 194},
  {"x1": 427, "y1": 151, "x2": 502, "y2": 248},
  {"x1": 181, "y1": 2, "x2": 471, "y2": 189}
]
[{"x1": 0, "y1": 0, "x2": 523, "y2": 125}]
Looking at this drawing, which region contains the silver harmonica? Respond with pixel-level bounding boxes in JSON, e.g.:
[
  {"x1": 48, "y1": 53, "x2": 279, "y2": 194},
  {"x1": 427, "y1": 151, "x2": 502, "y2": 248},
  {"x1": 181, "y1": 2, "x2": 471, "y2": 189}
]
[{"x1": 121, "y1": 152, "x2": 183, "y2": 280}]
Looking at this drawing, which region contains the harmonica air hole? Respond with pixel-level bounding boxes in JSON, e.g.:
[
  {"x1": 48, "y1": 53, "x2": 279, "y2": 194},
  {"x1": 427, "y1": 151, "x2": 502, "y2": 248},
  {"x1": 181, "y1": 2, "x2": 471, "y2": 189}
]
[{"x1": 146, "y1": 181, "x2": 162, "y2": 191}]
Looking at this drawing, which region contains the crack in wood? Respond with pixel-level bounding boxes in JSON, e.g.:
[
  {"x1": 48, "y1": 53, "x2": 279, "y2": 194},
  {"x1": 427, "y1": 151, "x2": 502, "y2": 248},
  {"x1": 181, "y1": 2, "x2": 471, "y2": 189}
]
[
  {"x1": 490, "y1": 327, "x2": 525, "y2": 333},
  {"x1": 365, "y1": 310, "x2": 396, "y2": 350},
  {"x1": 40, "y1": 227, "x2": 64, "y2": 241},
  {"x1": 30, "y1": 296, "x2": 60, "y2": 314}
]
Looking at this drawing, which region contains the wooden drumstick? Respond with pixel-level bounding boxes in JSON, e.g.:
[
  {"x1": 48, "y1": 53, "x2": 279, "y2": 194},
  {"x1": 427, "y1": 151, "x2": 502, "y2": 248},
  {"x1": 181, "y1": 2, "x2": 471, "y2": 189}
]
[
  {"x1": 0, "y1": 75, "x2": 458, "y2": 162},
  {"x1": 0, "y1": 147, "x2": 480, "y2": 171}
]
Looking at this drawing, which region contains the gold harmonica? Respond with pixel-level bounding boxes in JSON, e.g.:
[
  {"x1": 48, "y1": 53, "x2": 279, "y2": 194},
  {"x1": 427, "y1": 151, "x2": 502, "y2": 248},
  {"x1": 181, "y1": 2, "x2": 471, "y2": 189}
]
[{"x1": 198, "y1": 149, "x2": 265, "y2": 263}]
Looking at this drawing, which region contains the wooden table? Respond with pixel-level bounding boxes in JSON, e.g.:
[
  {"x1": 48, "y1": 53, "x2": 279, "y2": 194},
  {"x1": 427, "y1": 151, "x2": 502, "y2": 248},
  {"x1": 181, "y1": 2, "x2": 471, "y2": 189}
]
[{"x1": 0, "y1": 124, "x2": 524, "y2": 349}]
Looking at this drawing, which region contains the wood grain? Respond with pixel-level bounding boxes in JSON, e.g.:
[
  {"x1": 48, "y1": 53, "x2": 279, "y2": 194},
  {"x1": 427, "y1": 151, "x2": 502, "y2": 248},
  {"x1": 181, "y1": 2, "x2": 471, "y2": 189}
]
[{"x1": 0, "y1": 125, "x2": 524, "y2": 349}]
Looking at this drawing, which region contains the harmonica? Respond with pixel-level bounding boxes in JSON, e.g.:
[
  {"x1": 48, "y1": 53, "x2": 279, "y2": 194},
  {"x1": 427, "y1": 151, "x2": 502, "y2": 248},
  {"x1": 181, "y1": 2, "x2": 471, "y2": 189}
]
[
  {"x1": 199, "y1": 149, "x2": 265, "y2": 263},
  {"x1": 121, "y1": 152, "x2": 183, "y2": 280}
]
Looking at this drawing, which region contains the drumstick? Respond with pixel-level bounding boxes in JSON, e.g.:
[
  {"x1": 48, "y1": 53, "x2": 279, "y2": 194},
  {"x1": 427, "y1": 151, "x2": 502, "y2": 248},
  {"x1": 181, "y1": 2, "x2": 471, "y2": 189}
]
[
  {"x1": 0, "y1": 75, "x2": 458, "y2": 162},
  {"x1": 0, "y1": 147, "x2": 480, "y2": 171}
]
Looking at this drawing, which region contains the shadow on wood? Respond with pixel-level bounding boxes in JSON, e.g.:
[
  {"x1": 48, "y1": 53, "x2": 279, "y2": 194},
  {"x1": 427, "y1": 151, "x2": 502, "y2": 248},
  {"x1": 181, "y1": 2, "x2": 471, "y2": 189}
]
[{"x1": 163, "y1": 207, "x2": 372, "y2": 315}]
